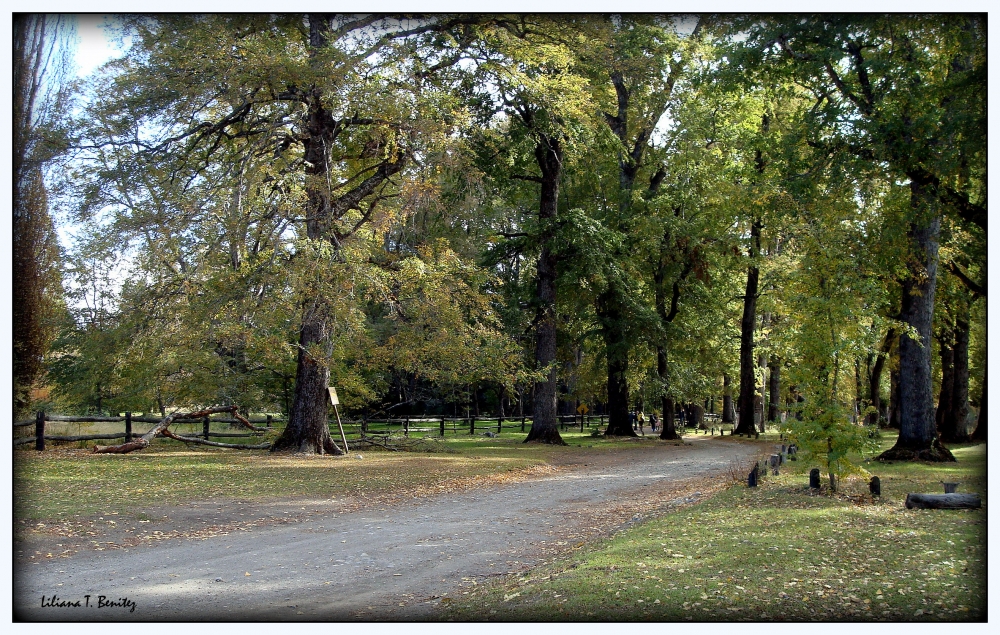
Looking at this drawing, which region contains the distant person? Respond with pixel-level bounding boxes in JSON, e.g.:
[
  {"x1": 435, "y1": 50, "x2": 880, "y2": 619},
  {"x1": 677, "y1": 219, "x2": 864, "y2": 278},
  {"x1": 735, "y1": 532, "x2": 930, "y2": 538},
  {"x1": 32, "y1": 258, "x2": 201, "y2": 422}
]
[
  {"x1": 650, "y1": 413, "x2": 658, "y2": 432},
  {"x1": 637, "y1": 411, "x2": 646, "y2": 436},
  {"x1": 630, "y1": 410, "x2": 637, "y2": 430}
]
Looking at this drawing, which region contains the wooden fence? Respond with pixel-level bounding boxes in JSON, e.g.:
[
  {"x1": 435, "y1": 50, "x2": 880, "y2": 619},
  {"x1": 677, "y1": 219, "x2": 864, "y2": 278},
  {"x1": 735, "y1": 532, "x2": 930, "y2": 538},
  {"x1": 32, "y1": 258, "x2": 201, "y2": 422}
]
[
  {"x1": 15, "y1": 410, "x2": 738, "y2": 450},
  {"x1": 13, "y1": 411, "x2": 619, "y2": 450}
]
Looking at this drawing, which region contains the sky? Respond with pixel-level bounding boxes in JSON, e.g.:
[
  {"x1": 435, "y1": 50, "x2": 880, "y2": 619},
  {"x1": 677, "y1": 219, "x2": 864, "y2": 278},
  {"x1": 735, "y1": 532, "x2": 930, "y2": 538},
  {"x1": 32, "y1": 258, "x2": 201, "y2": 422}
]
[{"x1": 72, "y1": 14, "x2": 126, "y2": 77}]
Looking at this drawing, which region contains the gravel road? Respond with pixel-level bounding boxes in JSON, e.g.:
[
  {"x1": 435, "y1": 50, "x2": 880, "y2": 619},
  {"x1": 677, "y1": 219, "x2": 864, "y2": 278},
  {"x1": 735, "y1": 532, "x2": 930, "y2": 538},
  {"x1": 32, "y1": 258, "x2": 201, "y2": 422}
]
[{"x1": 15, "y1": 436, "x2": 765, "y2": 621}]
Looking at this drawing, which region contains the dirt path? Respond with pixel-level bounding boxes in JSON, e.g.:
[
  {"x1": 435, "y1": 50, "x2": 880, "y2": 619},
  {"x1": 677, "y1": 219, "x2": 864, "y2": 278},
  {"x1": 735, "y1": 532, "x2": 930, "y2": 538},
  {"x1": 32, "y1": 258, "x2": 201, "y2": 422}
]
[{"x1": 14, "y1": 436, "x2": 766, "y2": 621}]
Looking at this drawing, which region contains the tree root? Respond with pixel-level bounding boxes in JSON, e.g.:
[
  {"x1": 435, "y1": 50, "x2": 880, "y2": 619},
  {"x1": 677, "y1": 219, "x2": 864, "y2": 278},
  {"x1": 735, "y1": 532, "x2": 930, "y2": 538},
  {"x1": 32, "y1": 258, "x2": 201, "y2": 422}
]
[
  {"x1": 876, "y1": 438, "x2": 957, "y2": 462},
  {"x1": 524, "y1": 426, "x2": 568, "y2": 445}
]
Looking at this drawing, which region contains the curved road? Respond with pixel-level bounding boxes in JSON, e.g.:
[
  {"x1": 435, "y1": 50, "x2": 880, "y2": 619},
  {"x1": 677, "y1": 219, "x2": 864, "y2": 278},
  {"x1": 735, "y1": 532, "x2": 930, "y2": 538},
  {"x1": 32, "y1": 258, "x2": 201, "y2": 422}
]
[{"x1": 15, "y1": 436, "x2": 764, "y2": 621}]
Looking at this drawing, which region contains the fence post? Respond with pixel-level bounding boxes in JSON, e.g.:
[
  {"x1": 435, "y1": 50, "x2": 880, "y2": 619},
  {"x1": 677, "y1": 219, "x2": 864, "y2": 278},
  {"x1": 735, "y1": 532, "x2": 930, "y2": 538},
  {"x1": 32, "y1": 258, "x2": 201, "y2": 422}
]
[
  {"x1": 266, "y1": 414, "x2": 273, "y2": 428},
  {"x1": 404, "y1": 413, "x2": 409, "y2": 437},
  {"x1": 498, "y1": 415, "x2": 503, "y2": 434},
  {"x1": 203, "y1": 416, "x2": 210, "y2": 440},
  {"x1": 125, "y1": 411, "x2": 132, "y2": 441},
  {"x1": 521, "y1": 416, "x2": 526, "y2": 432},
  {"x1": 35, "y1": 411, "x2": 45, "y2": 451},
  {"x1": 580, "y1": 414, "x2": 584, "y2": 432},
  {"x1": 600, "y1": 414, "x2": 605, "y2": 427},
  {"x1": 469, "y1": 417, "x2": 475, "y2": 435},
  {"x1": 440, "y1": 416, "x2": 446, "y2": 437}
]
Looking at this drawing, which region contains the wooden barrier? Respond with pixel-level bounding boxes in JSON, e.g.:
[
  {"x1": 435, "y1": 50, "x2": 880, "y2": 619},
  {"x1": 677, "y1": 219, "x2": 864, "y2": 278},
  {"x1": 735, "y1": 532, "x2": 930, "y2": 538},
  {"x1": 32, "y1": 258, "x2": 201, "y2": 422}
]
[{"x1": 15, "y1": 412, "x2": 563, "y2": 449}]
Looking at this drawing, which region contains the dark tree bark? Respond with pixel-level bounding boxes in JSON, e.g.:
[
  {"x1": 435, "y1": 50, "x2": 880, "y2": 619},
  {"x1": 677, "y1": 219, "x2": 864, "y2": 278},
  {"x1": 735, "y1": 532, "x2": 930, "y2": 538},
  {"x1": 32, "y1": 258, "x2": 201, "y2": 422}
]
[
  {"x1": 888, "y1": 364, "x2": 901, "y2": 429},
  {"x1": 939, "y1": 313, "x2": 971, "y2": 442},
  {"x1": 878, "y1": 183, "x2": 954, "y2": 462},
  {"x1": 524, "y1": 134, "x2": 565, "y2": 445},
  {"x1": 600, "y1": 290, "x2": 635, "y2": 437},
  {"x1": 660, "y1": 396, "x2": 678, "y2": 440},
  {"x1": 722, "y1": 374, "x2": 735, "y2": 423},
  {"x1": 767, "y1": 356, "x2": 781, "y2": 423},
  {"x1": 971, "y1": 368, "x2": 986, "y2": 441},
  {"x1": 868, "y1": 328, "x2": 895, "y2": 427},
  {"x1": 935, "y1": 327, "x2": 956, "y2": 437},
  {"x1": 735, "y1": 218, "x2": 762, "y2": 436}
]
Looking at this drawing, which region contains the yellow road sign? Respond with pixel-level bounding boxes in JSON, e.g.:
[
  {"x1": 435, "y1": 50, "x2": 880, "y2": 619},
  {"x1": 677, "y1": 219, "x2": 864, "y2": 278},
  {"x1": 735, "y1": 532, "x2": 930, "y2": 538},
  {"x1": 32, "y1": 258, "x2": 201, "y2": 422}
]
[{"x1": 576, "y1": 403, "x2": 589, "y2": 414}]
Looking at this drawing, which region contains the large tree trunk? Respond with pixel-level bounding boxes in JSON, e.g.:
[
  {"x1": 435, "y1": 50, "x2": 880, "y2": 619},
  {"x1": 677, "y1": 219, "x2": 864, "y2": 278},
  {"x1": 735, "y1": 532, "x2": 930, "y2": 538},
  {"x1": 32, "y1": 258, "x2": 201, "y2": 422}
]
[
  {"x1": 935, "y1": 328, "x2": 955, "y2": 435},
  {"x1": 722, "y1": 374, "x2": 735, "y2": 423},
  {"x1": 600, "y1": 290, "x2": 635, "y2": 437},
  {"x1": 525, "y1": 135, "x2": 565, "y2": 445},
  {"x1": 868, "y1": 328, "x2": 895, "y2": 427},
  {"x1": 767, "y1": 356, "x2": 781, "y2": 423},
  {"x1": 940, "y1": 313, "x2": 971, "y2": 442},
  {"x1": 273, "y1": 300, "x2": 342, "y2": 454},
  {"x1": 735, "y1": 218, "x2": 761, "y2": 436},
  {"x1": 971, "y1": 367, "x2": 986, "y2": 441},
  {"x1": 657, "y1": 345, "x2": 678, "y2": 440},
  {"x1": 888, "y1": 364, "x2": 901, "y2": 429},
  {"x1": 878, "y1": 185, "x2": 953, "y2": 462}
]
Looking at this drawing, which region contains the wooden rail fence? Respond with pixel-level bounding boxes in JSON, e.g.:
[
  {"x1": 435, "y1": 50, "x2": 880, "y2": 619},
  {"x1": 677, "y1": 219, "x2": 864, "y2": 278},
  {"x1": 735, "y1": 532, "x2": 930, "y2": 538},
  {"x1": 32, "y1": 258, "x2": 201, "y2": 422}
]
[{"x1": 15, "y1": 410, "x2": 734, "y2": 450}]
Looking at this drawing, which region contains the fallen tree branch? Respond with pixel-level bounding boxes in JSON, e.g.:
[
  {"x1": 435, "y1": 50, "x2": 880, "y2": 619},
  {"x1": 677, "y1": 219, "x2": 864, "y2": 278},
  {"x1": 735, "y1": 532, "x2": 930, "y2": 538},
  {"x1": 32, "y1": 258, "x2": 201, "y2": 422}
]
[
  {"x1": 160, "y1": 429, "x2": 271, "y2": 449},
  {"x1": 93, "y1": 406, "x2": 252, "y2": 454}
]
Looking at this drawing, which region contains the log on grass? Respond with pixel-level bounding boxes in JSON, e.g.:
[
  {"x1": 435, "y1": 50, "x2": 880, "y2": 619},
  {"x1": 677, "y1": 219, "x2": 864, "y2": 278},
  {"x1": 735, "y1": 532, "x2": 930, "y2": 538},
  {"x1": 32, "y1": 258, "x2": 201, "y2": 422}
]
[
  {"x1": 160, "y1": 429, "x2": 270, "y2": 449},
  {"x1": 904, "y1": 493, "x2": 981, "y2": 510},
  {"x1": 93, "y1": 406, "x2": 251, "y2": 454}
]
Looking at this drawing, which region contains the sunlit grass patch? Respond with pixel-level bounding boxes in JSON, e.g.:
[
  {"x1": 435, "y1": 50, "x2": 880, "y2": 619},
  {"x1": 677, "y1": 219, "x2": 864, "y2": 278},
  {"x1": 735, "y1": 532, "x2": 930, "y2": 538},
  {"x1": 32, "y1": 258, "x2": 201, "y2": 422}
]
[
  {"x1": 444, "y1": 435, "x2": 986, "y2": 622},
  {"x1": 13, "y1": 426, "x2": 668, "y2": 524}
]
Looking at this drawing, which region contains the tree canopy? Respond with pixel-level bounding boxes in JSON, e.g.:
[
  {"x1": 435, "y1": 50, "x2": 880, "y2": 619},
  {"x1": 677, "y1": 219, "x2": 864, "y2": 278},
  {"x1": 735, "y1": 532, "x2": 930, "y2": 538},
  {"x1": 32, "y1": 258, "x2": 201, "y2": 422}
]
[{"x1": 28, "y1": 13, "x2": 985, "y2": 463}]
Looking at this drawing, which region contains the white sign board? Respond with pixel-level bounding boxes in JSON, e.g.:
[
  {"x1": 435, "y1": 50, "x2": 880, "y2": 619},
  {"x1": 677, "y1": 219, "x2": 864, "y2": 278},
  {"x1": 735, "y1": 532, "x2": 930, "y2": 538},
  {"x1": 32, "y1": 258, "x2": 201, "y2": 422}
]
[{"x1": 328, "y1": 387, "x2": 340, "y2": 406}]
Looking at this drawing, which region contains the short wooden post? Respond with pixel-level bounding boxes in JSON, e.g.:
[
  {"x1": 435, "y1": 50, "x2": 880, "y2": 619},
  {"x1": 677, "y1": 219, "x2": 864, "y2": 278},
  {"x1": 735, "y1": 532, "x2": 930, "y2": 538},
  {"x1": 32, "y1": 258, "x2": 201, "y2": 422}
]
[
  {"x1": 580, "y1": 414, "x2": 584, "y2": 432},
  {"x1": 469, "y1": 417, "x2": 475, "y2": 435},
  {"x1": 809, "y1": 468, "x2": 821, "y2": 489},
  {"x1": 404, "y1": 413, "x2": 409, "y2": 437},
  {"x1": 498, "y1": 415, "x2": 503, "y2": 434},
  {"x1": 440, "y1": 416, "x2": 446, "y2": 437},
  {"x1": 203, "y1": 416, "x2": 210, "y2": 440},
  {"x1": 266, "y1": 414, "x2": 273, "y2": 428},
  {"x1": 35, "y1": 411, "x2": 45, "y2": 451},
  {"x1": 748, "y1": 464, "x2": 759, "y2": 488},
  {"x1": 125, "y1": 411, "x2": 132, "y2": 441}
]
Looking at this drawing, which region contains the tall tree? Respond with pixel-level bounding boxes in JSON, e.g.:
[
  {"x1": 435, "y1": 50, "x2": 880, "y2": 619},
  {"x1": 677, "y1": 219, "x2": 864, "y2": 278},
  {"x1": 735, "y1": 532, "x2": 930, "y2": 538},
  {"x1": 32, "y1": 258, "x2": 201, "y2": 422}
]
[
  {"x1": 73, "y1": 14, "x2": 478, "y2": 452},
  {"x1": 730, "y1": 15, "x2": 984, "y2": 460},
  {"x1": 464, "y1": 18, "x2": 596, "y2": 443},
  {"x1": 13, "y1": 14, "x2": 73, "y2": 417}
]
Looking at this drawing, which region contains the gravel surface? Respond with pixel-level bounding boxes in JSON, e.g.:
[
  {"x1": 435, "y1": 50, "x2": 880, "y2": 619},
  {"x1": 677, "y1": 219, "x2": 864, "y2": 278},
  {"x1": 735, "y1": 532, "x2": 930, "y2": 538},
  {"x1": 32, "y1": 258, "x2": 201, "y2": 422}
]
[{"x1": 14, "y1": 436, "x2": 766, "y2": 621}]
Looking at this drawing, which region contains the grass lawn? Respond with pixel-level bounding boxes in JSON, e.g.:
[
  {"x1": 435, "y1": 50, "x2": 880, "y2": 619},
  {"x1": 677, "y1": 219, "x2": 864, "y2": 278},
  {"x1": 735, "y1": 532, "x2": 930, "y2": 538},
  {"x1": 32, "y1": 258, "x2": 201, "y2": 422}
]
[
  {"x1": 442, "y1": 437, "x2": 987, "y2": 622},
  {"x1": 12, "y1": 426, "x2": 655, "y2": 524}
]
